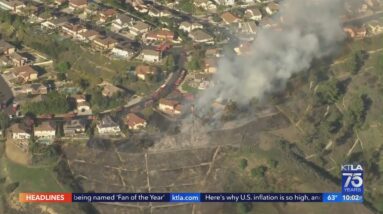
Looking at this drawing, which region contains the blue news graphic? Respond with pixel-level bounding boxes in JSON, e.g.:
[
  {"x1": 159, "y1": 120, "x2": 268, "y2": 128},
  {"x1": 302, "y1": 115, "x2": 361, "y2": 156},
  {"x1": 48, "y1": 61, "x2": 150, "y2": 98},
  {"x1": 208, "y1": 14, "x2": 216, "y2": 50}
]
[
  {"x1": 322, "y1": 193, "x2": 363, "y2": 203},
  {"x1": 341, "y1": 164, "x2": 364, "y2": 195},
  {"x1": 170, "y1": 193, "x2": 201, "y2": 202}
]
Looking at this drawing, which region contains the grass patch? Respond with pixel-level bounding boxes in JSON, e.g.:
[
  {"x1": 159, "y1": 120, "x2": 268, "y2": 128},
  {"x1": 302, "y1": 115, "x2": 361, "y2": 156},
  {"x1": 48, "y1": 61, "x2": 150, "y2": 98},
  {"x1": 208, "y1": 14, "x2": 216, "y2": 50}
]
[
  {"x1": 182, "y1": 83, "x2": 199, "y2": 94},
  {"x1": 1, "y1": 158, "x2": 68, "y2": 193}
]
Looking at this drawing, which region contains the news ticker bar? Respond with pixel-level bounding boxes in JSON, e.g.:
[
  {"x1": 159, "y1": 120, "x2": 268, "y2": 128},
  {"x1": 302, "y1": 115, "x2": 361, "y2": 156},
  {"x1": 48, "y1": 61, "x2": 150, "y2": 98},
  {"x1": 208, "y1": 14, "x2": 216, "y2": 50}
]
[{"x1": 19, "y1": 193, "x2": 363, "y2": 203}]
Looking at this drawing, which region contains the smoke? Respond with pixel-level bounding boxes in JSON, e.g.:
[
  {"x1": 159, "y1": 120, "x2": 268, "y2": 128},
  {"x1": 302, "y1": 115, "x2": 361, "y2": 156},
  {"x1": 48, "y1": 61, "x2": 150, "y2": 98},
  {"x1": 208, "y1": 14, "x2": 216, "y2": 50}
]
[{"x1": 196, "y1": 0, "x2": 345, "y2": 110}]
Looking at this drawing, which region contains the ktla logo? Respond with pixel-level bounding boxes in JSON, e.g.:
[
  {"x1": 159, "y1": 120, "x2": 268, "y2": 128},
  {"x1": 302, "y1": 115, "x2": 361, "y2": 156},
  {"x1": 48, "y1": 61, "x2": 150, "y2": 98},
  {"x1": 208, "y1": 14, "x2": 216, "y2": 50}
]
[{"x1": 341, "y1": 164, "x2": 363, "y2": 194}]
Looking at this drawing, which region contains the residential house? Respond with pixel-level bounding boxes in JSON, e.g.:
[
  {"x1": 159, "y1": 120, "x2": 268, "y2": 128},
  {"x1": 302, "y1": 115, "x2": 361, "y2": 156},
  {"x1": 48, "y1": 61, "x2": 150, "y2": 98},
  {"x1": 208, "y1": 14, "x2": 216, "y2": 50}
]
[
  {"x1": 141, "y1": 49, "x2": 160, "y2": 63},
  {"x1": 10, "y1": 123, "x2": 31, "y2": 140},
  {"x1": 189, "y1": 29, "x2": 214, "y2": 44},
  {"x1": 15, "y1": 83, "x2": 48, "y2": 95},
  {"x1": 12, "y1": 65, "x2": 38, "y2": 83},
  {"x1": 234, "y1": 42, "x2": 252, "y2": 55},
  {"x1": 34, "y1": 122, "x2": 56, "y2": 140},
  {"x1": 239, "y1": 21, "x2": 257, "y2": 35},
  {"x1": 220, "y1": 12, "x2": 240, "y2": 25},
  {"x1": 130, "y1": 21, "x2": 150, "y2": 36},
  {"x1": 179, "y1": 21, "x2": 203, "y2": 33},
  {"x1": 135, "y1": 64, "x2": 157, "y2": 80},
  {"x1": 92, "y1": 36, "x2": 117, "y2": 50},
  {"x1": 124, "y1": 113, "x2": 147, "y2": 130},
  {"x1": 63, "y1": 119, "x2": 87, "y2": 136},
  {"x1": 99, "y1": 8, "x2": 116, "y2": 23},
  {"x1": 41, "y1": 17, "x2": 68, "y2": 30},
  {"x1": 214, "y1": 0, "x2": 234, "y2": 6},
  {"x1": 69, "y1": 0, "x2": 88, "y2": 10},
  {"x1": 74, "y1": 94, "x2": 91, "y2": 113},
  {"x1": 194, "y1": 0, "x2": 217, "y2": 11},
  {"x1": 9, "y1": 52, "x2": 27, "y2": 67},
  {"x1": 204, "y1": 57, "x2": 218, "y2": 73},
  {"x1": 367, "y1": 21, "x2": 383, "y2": 35},
  {"x1": 265, "y1": 2, "x2": 279, "y2": 15},
  {"x1": 98, "y1": 81, "x2": 123, "y2": 97},
  {"x1": 97, "y1": 115, "x2": 121, "y2": 135},
  {"x1": 10, "y1": 123, "x2": 31, "y2": 152},
  {"x1": 76, "y1": 29, "x2": 99, "y2": 42},
  {"x1": 146, "y1": 28, "x2": 175, "y2": 42},
  {"x1": 245, "y1": 8, "x2": 262, "y2": 21},
  {"x1": 0, "y1": 40, "x2": 15, "y2": 55},
  {"x1": 158, "y1": 98, "x2": 182, "y2": 115},
  {"x1": 148, "y1": 7, "x2": 171, "y2": 17},
  {"x1": 111, "y1": 42, "x2": 135, "y2": 59},
  {"x1": 205, "y1": 48, "x2": 221, "y2": 58},
  {"x1": 112, "y1": 14, "x2": 134, "y2": 30},
  {"x1": 61, "y1": 23, "x2": 87, "y2": 37},
  {"x1": 77, "y1": 101, "x2": 91, "y2": 113},
  {"x1": 344, "y1": 26, "x2": 367, "y2": 39},
  {"x1": 0, "y1": 0, "x2": 25, "y2": 13}
]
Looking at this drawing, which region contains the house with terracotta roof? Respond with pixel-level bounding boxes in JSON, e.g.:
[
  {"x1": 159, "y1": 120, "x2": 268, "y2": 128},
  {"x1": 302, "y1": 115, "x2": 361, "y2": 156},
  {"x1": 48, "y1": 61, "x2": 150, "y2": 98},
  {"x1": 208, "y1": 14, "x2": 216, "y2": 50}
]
[
  {"x1": 158, "y1": 98, "x2": 182, "y2": 115},
  {"x1": 112, "y1": 14, "x2": 135, "y2": 30},
  {"x1": 76, "y1": 29, "x2": 99, "y2": 42},
  {"x1": 61, "y1": 23, "x2": 87, "y2": 37},
  {"x1": 124, "y1": 113, "x2": 147, "y2": 130},
  {"x1": 146, "y1": 28, "x2": 175, "y2": 42},
  {"x1": 69, "y1": 0, "x2": 87, "y2": 10},
  {"x1": 344, "y1": 26, "x2": 367, "y2": 39},
  {"x1": 220, "y1": 12, "x2": 240, "y2": 25},
  {"x1": 34, "y1": 122, "x2": 56, "y2": 140},
  {"x1": 135, "y1": 64, "x2": 158, "y2": 80},
  {"x1": 99, "y1": 8, "x2": 116, "y2": 23},
  {"x1": 12, "y1": 65, "x2": 38, "y2": 83},
  {"x1": 0, "y1": 40, "x2": 15, "y2": 55}
]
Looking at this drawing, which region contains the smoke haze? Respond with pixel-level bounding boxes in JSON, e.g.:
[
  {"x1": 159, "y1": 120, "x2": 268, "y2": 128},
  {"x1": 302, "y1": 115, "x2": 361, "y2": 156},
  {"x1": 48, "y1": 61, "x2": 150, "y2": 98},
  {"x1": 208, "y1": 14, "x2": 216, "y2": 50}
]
[{"x1": 196, "y1": 0, "x2": 345, "y2": 109}]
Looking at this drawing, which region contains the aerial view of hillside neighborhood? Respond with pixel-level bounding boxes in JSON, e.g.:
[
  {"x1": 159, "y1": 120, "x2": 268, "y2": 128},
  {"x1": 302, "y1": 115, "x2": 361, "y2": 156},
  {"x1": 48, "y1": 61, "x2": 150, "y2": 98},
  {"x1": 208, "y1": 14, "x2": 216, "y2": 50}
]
[{"x1": 0, "y1": 0, "x2": 382, "y2": 213}]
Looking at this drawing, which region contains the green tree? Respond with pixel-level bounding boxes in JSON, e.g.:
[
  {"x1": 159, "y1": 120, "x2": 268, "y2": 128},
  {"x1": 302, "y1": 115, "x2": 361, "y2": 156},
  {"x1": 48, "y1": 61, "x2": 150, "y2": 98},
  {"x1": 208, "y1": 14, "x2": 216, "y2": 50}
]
[
  {"x1": 345, "y1": 94, "x2": 371, "y2": 128},
  {"x1": 251, "y1": 166, "x2": 267, "y2": 177},
  {"x1": 56, "y1": 61, "x2": 71, "y2": 73},
  {"x1": 351, "y1": 50, "x2": 369, "y2": 75},
  {"x1": 78, "y1": 78, "x2": 90, "y2": 90},
  {"x1": 315, "y1": 80, "x2": 341, "y2": 105},
  {"x1": 23, "y1": 92, "x2": 70, "y2": 115},
  {"x1": 165, "y1": 54, "x2": 176, "y2": 71},
  {"x1": 237, "y1": 203, "x2": 253, "y2": 214},
  {"x1": 268, "y1": 159, "x2": 279, "y2": 168},
  {"x1": 240, "y1": 158, "x2": 248, "y2": 170},
  {"x1": 0, "y1": 111, "x2": 10, "y2": 133}
]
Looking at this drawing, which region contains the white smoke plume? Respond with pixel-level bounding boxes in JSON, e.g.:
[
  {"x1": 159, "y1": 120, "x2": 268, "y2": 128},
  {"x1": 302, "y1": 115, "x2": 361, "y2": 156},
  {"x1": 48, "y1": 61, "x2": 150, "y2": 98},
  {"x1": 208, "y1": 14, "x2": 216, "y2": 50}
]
[{"x1": 196, "y1": 0, "x2": 345, "y2": 109}]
